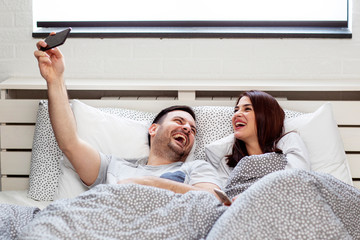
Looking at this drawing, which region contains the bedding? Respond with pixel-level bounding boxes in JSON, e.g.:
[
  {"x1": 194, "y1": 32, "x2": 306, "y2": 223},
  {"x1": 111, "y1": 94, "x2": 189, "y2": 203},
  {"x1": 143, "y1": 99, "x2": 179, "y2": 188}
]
[
  {"x1": 1, "y1": 153, "x2": 359, "y2": 240},
  {"x1": 2, "y1": 185, "x2": 226, "y2": 240},
  {"x1": 28, "y1": 100, "x2": 310, "y2": 202},
  {"x1": 0, "y1": 191, "x2": 50, "y2": 209},
  {"x1": 207, "y1": 170, "x2": 360, "y2": 240},
  {"x1": 205, "y1": 102, "x2": 353, "y2": 186}
]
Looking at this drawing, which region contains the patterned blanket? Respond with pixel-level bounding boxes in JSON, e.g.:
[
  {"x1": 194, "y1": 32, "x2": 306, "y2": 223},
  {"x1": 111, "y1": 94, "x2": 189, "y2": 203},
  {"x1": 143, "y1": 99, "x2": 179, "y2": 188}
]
[
  {"x1": 17, "y1": 185, "x2": 226, "y2": 239},
  {"x1": 1, "y1": 152, "x2": 359, "y2": 239},
  {"x1": 208, "y1": 169, "x2": 360, "y2": 239}
]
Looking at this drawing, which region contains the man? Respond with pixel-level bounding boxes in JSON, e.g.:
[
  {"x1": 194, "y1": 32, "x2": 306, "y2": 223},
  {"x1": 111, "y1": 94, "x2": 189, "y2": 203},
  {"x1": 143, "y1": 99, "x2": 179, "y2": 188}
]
[{"x1": 34, "y1": 35, "x2": 221, "y2": 196}]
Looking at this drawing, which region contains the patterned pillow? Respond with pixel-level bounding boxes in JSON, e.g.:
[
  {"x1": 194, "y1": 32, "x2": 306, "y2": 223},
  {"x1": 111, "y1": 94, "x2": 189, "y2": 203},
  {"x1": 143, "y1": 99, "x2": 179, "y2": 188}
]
[
  {"x1": 193, "y1": 106, "x2": 234, "y2": 161},
  {"x1": 284, "y1": 109, "x2": 304, "y2": 119},
  {"x1": 28, "y1": 101, "x2": 63, "y2": 201},
  {"x1": 28, "y1": 100, "x2": 156, "y2": 201}
]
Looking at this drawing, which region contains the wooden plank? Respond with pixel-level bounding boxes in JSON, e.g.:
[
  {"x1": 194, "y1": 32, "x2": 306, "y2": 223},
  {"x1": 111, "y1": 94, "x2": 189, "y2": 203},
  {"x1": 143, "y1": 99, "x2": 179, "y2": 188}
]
[
  {"x1": 79, "y1": 99, "x2": 234, "y2": 112},
  {"x1": 1, "y1": 177, "x2": 29, "y2": 191},
  {"x1": 81, "y1": 100, "x2": 360, "y2": 125},
  {"x1": 339, "y1": 128, "x2": 360, "y2": 152},
  {"x1": 0, "y1": 126, "x2": 35, "y2": 149},
  {"x1": 0, "y1": 152, "x2": 31, "y2": 175},
  {"x1": 2, "y1": 77, "x2": 360, "y2": 91},
  {"x1": 0, "y1": 100, "x2": 40, "y2": 123},
  {"x1": 0, "y1": 99, "x2": 359, "y2": 126},
  {"x1": 0, "y1": 103, "x2": 358, "y2": 150},
  {"x1": 347, "y1": 154, "x2": 360, "y2": 178},
  {"x1": 279, "y1": 101, "x2": 360, "y2": 126}
]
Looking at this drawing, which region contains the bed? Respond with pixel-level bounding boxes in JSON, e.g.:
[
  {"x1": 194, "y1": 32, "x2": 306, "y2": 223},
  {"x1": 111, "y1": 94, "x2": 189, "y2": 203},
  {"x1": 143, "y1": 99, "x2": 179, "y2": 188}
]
[{"x1": 0, "y1": 77, "x2": 360, "y2": 239}]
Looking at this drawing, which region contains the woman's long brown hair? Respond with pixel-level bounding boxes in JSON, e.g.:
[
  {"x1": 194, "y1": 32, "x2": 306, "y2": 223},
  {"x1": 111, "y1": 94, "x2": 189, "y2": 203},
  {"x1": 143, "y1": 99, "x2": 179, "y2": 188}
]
[{"x1": 226, "y1": 90, "x2": 285, "y2": 168}]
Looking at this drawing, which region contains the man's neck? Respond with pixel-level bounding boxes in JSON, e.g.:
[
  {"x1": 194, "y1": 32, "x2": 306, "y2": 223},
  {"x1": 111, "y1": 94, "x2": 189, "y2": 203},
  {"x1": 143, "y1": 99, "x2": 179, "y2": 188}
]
[{"x1": 147, "y1": 150, "x2": 184, "y2": 166}]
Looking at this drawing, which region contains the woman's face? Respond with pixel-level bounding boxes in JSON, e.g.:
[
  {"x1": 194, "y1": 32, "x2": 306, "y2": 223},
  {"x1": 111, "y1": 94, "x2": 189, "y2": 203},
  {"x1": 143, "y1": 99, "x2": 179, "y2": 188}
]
[{"x1": 232, "y1": 96, "x2": 258, "y2": 144}]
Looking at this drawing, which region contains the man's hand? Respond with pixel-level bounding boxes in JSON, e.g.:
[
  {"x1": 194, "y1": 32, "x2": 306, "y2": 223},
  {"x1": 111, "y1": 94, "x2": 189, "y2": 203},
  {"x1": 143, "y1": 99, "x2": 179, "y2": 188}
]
[{"x1": 34, "y1": 33, "x2": 65, "y2": 84}]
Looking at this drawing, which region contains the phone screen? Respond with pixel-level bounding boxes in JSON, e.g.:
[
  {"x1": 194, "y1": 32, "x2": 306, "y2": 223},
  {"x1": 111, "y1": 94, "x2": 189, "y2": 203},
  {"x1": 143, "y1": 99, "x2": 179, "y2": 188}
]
[{"x1": 40, "y1": 28, "x2": 71, "y2": 51}]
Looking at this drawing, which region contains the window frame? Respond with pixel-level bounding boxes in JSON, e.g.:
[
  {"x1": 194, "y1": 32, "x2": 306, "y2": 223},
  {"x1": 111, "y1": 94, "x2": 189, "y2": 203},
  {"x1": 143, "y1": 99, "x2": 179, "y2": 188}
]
[{"x1": 32, "y1": 1, "x2": 352, "y2": 39}]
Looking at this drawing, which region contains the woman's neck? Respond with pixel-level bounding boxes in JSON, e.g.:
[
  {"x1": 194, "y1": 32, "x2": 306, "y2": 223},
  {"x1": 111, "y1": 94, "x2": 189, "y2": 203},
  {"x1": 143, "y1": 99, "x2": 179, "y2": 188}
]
[{"x1": 246, "y1": 142, "x2": 263, "y2": 156}]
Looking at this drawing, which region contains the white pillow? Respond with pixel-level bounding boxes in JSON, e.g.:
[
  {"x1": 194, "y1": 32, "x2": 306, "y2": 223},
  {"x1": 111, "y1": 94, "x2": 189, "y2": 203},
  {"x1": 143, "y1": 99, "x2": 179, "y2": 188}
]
[
  {"x1": 54, "y1": 100, "x2": 151, "y2": 199},
  {"x1": 284, "y1": 103, "x2": 353, "y2": 185},
  {"x1": 72, "y1": 100, "x2": 151, "y2": 158},
  {"x1": 205, "y1": 103, "x2": 353, "y2": 186}
]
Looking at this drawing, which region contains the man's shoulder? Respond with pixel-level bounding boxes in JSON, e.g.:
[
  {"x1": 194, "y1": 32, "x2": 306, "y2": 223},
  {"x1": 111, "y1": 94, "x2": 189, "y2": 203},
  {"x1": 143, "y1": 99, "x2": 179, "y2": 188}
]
[
  {"x1": 182, "y1": 159, "x2": 213, "y2": 169},
  {"x1": 102, "y1": 153, "x2": 148, "y2": 166}
]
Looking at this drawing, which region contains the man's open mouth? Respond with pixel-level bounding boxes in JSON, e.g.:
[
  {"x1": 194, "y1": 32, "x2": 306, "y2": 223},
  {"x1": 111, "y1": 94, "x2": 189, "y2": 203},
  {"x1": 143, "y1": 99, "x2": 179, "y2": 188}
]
[{"x1": 172, "y1": 133, "x2": 187, "y2": 147}]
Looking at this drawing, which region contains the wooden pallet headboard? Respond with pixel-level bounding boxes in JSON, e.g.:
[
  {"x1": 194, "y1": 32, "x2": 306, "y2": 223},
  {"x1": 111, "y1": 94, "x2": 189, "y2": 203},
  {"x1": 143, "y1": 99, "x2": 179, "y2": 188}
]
[{"x1": 1, "y1": 77, "x2": 359, "y2": 191}]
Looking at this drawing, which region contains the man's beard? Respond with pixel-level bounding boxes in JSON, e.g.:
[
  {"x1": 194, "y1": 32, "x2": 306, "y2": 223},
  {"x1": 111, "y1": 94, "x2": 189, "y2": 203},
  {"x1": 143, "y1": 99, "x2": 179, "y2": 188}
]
[
  {"x1": 167, "y1": 141, "x2": 189, "y2": 162},
  {"x1": 152, "y1": 134, "x2": 191, "y2": 162}
]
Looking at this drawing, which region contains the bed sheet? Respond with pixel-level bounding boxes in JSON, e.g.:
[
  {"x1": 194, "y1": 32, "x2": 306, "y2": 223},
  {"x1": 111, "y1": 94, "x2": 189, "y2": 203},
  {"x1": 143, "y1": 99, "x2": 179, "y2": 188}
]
[{"x1": 0, "y1": 190, "x2": 51, "y2": 209}]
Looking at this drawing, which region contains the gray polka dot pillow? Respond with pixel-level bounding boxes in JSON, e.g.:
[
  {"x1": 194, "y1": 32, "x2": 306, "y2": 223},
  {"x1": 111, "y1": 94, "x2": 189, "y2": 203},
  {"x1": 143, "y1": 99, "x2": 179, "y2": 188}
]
[
  {"x1": 28, "y1": 100, "x2": 156, "y2": 201},
  {"x1": 192, "y1": 106, "x2": 234, "y2": 160},
  {"x1": 28, "y1": 101, "x2": 63, "y2": 201}
]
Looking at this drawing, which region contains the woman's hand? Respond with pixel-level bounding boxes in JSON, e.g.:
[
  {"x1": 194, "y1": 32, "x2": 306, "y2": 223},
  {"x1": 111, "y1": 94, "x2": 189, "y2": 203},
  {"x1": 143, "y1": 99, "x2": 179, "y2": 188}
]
[{"x1": 232, "y1": 195, "x2": 239, "y2": 202}]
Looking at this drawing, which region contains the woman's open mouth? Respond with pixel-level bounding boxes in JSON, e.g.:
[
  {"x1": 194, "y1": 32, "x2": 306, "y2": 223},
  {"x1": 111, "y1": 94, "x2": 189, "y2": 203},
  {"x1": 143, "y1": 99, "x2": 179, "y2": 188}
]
[{"x1": 234, "y1": 120, "x2": 246, "y2": 129}]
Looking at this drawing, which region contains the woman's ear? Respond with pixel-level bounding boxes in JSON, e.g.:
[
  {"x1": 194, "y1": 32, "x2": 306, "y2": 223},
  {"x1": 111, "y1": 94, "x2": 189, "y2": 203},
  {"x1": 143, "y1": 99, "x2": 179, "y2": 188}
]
[{"x1": 148, "y1": 123, "x2": 158, "y2": 137}]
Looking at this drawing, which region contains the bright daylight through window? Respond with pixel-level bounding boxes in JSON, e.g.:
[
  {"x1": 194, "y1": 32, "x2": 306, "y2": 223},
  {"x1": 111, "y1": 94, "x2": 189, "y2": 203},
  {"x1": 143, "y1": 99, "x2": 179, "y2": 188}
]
[{"x1": 33, "y1": 0, "x2": 351, "y2": 38}]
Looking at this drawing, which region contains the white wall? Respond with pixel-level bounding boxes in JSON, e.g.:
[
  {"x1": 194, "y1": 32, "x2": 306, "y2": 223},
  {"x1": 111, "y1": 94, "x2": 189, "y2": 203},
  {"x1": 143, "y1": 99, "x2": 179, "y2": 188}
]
[{"x1": 0, "y1": 0, "x2": 360, "y2": 83}]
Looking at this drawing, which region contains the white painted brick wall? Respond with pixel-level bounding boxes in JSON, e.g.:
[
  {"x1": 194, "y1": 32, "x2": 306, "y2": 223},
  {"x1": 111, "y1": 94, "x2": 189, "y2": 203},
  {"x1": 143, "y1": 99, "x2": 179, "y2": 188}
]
[{"x1": 0, "y1": 0, "x2": 360, "y2": 82}]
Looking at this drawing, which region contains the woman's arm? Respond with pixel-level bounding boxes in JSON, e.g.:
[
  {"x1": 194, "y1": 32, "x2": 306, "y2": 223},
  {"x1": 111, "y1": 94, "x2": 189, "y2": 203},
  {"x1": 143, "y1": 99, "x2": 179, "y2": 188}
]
[{"x1": 277, "y1": 132, "x2": 311, "y2": 170}]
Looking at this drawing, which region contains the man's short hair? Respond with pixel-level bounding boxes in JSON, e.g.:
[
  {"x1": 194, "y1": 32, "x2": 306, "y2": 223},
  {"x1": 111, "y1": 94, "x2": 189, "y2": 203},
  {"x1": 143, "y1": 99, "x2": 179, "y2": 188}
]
[{"x1": 148, "y1": 105, "x2": 196, "y2": 146}]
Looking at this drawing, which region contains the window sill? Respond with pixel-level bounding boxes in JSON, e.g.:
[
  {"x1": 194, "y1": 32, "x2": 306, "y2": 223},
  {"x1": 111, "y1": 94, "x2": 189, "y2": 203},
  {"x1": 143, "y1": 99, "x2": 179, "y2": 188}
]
[{"x1": 32, "y1": 26, "x2": 352, "y2": 39}]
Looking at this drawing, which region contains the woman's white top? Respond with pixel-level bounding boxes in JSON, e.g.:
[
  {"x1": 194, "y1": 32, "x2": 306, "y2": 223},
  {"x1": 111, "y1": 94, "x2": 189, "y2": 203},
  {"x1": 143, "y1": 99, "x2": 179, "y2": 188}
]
[{"x1": 205, "y1": 132, "x2": 310, "y2": 188}]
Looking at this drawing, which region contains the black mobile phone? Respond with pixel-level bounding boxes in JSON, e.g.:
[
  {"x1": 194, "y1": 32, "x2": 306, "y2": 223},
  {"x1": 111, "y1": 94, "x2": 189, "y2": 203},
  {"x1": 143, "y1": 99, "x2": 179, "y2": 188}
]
[
  {"x1": 40, "y1": 27, "x2": 71, "y2": 51},
  {"x1": 214, "y1": 188, "x2": 232, "y2": 205}
]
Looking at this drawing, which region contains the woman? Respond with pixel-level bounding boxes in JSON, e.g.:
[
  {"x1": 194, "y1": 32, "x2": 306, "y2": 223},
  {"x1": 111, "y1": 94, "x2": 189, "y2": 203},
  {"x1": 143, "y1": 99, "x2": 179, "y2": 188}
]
[
  {"x1": 205, "y1": 91, "x2": 360, "y2": 239},
  {"x1": 206, "y1": 90, "x2": 310, "y2": 189}
]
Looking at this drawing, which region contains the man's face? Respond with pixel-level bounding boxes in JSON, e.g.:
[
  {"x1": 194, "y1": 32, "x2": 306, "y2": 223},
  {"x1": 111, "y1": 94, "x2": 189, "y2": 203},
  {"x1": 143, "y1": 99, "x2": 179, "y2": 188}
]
[{"x1": 150, "y1": 110, "x2": 197, "y2": 162}]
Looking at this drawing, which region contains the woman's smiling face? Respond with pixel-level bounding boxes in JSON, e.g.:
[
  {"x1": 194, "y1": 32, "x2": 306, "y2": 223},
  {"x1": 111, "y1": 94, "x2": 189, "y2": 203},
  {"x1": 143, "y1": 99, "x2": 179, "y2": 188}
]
[{"x1": 232, "y1": 96, "x2": 258, "y2": 145}]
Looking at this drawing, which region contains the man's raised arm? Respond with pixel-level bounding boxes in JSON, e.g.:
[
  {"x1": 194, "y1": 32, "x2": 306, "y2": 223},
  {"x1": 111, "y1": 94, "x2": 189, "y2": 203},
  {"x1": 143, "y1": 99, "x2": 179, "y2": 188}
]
[{"x1": 34, "y1": 39, "x2": 100, "y2": 186}]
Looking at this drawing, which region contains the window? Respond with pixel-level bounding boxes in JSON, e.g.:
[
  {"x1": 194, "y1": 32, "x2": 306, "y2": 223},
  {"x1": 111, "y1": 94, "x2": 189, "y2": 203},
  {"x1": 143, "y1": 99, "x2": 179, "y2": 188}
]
[{"x1": 33, "y1": 0, "x2": 351, "y2": 38}]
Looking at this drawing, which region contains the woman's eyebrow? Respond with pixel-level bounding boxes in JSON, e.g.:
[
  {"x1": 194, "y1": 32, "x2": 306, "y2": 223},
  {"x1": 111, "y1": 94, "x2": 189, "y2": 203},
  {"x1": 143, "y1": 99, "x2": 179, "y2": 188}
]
[{"x1": 236, "y1": 104, "x2": 253, "y2": 108}]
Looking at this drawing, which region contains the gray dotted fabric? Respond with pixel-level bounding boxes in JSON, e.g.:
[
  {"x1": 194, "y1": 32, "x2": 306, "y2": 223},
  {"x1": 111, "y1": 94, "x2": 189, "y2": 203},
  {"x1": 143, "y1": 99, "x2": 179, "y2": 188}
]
[
  {"x1": 284, "y1": 109, "x2": 304, "y2": 119},
  {"x1": 207, "y1": 169, "x2": 360, "y2": 240},
  {"x1": 0, "y1": 204, "x2": 40, "y2": 240},
  {"x1": 193, "y1": 106, "x2": 234, "y2": 161},
  {"x1": 98, "y1": 107, "x2": 156, "y2": 123},
  {"x1": 224, "y1": 152, "x2": 287, "y2": 199},
  {"x1": 28, "y1": 101, "x2": 63, "y2": 201},
  {"x1": 19, "y1": 184, "x2": 226, "y2": 239}
]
